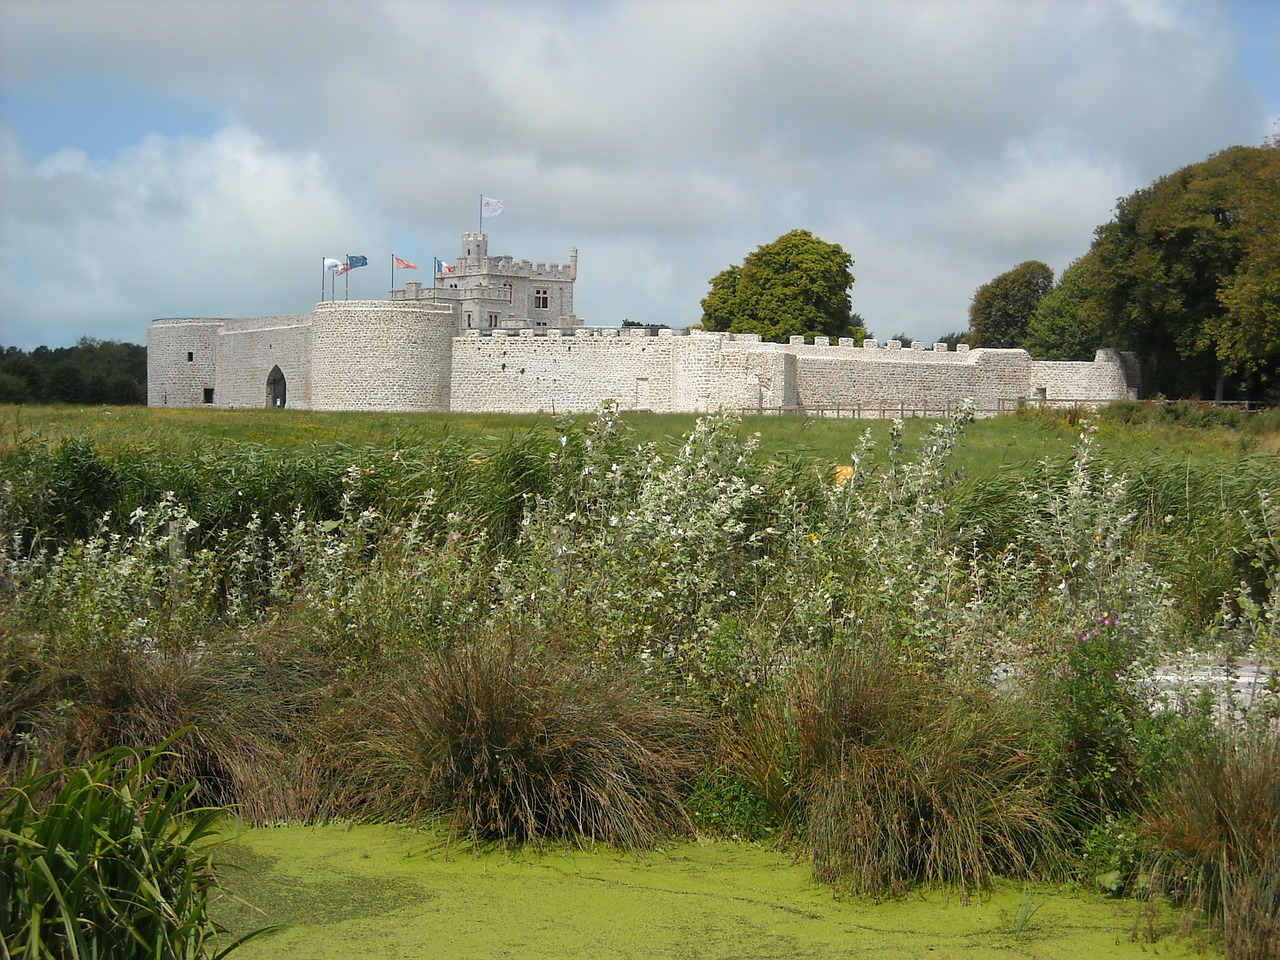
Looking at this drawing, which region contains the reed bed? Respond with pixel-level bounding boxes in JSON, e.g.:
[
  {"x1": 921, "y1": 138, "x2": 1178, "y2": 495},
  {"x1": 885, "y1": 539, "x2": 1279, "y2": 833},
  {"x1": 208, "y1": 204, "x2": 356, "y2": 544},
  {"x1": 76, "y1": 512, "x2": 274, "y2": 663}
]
[{"x1": 1, "y1": 401, "x2": 1278, "y2": 956}]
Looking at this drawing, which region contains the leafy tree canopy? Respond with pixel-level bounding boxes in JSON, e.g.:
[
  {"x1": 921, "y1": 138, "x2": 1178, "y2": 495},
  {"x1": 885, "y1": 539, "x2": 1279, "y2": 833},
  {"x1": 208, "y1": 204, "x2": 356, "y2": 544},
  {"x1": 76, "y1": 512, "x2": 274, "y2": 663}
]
[
  {"x1": 1024, "y1": 254, "x2": 1104, "y2": 361},
  {"x1": 1082, "y1": 142, "x2": 1280, "y2": 399},
  {"x1": 0, "y1": 338, "x2": 146, "y2": 405},
  {"x1": 700, "y1": 230, "x2": 862, "y2": 342},
  {"x1": 967, "y1": 260, "x2": 1054, "y2": 348}
]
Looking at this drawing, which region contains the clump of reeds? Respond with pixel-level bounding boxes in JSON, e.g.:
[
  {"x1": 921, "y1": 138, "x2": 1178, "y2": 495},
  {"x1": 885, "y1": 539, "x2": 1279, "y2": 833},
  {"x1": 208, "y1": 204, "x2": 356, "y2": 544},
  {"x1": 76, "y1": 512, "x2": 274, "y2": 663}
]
[
  {"x1": 0, "y1": 635, "x2": 326, "y2": 823},
  {"x1": 736, "y1": 645, "x2": 1066, "y2": 898},
  {"x1": 332, "y1": 637, "x2": 709, "y2": 849},
  {"x1": 0, "y1": 739, "x2": 275, "y2": 959},
  {"x1": 1144, "y1": 727, "x2": 1280, "y2": 958}
]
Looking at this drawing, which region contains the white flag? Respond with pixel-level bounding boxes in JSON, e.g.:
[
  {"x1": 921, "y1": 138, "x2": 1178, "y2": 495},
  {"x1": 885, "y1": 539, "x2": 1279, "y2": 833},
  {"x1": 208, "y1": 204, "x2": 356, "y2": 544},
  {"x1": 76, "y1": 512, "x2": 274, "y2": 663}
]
[
  {"x1": 481, "y1": 196, "x2": 505, "y2": 218},
  {"x1": 323, "y1": 258, "x2": 342, "y2": 271}
]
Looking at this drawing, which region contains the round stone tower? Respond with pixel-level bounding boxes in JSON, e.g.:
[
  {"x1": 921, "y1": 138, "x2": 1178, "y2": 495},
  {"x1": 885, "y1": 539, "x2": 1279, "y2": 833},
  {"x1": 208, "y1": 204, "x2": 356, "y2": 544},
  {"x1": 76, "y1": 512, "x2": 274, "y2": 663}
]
[{"x1": 310, "y1": 300, "x2": 456, "y2": 411}]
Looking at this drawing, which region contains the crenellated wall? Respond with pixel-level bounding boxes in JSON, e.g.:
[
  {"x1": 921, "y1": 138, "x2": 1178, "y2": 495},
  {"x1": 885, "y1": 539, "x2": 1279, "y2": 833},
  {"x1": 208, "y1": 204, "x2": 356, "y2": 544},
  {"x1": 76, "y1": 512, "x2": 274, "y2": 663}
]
[{"x1": 149, "y1": 311, "x2": 1140, "y2": 416}]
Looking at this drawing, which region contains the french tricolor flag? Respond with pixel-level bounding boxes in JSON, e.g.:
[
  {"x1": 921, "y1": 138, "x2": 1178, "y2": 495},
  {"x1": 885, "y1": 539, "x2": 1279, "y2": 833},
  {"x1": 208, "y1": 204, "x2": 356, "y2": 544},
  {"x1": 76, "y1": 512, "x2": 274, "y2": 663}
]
[{"x1": 435, "y1": 258, "x2": 455, "y2": 274}]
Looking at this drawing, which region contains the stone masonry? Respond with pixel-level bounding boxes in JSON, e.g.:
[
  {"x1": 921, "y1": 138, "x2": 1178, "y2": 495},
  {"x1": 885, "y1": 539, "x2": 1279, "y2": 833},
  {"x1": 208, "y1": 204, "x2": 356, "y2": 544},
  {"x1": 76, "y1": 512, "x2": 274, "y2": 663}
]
[{"x1": 148, "y1": 233, "x2": 1140, "y2": 416}]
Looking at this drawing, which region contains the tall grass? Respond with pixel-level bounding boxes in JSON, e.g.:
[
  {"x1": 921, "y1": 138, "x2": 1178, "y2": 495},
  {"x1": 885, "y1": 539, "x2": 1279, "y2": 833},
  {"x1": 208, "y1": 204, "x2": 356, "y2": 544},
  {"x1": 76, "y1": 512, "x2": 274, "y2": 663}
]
[
  {"x1": 736, "y1": 646, "x2": 1066, "y2": 897},
  {"x1": 329, "y1": 636, "x2": 709, "y2": 848},
  {"x1": 1144, "y1": 728, "x2": 1280, "y2": 958}
]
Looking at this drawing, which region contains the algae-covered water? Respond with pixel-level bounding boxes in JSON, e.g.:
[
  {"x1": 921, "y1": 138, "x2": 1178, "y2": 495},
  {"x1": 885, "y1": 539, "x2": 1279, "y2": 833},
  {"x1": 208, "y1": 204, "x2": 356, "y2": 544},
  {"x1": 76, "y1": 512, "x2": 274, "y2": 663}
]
[{"x1": 211, "y1": 824, "x2": 1212, "y2": 959}]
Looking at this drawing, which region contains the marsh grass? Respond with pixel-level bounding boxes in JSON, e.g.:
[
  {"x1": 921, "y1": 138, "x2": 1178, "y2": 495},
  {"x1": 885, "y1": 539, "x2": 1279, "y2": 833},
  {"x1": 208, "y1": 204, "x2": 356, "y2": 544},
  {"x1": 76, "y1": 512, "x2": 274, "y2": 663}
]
[
  {"x1": 737, "y1": 647, "x2": 1066, "y2": 897},
  {"x1": 329, "y1": 636, "x2": 710, "y2": 848},
  {"x1": 1013, "y1": 887, "x2": 1053, "y2": 939},
  {"x1": 1144, "y1": 728, "x2": 1280, "y2": 958},
  {"x1": 0, "y1": 635, "x2": 327, "y2": 823}
]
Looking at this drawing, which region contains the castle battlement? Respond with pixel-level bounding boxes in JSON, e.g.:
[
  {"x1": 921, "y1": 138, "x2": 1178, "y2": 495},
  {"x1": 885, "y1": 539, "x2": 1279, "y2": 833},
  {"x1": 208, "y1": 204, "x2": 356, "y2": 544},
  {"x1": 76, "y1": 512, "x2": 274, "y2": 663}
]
[
  {"x1": 457, "y1": 232, "x2": 578, "y2": 280},
  {"x1": 385, "y1": 233, "x2": 579, "y2": 334}
]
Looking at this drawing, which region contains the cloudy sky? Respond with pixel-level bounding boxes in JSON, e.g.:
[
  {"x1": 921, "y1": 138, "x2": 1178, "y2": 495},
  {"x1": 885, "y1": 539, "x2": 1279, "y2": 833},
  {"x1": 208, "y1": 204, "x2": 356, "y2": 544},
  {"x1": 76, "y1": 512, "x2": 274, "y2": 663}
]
[{"x1": 1, "y1": 0, "x2": 1277, "y2": 352}]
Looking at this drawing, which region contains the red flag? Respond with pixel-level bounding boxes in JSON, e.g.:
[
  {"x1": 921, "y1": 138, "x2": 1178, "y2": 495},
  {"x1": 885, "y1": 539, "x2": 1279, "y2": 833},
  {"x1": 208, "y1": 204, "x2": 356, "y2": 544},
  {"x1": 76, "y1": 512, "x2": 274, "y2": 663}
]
[{"x1": 393, "y1": 256, "x2": 419, "y2": 270}]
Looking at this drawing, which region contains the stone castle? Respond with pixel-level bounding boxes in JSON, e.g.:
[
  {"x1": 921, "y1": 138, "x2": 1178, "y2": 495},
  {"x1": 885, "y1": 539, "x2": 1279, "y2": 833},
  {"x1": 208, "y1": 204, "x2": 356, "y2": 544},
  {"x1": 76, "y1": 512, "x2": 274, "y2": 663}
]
[{"x1": 147, "y1": 232, "x2": 1140, "y2": 416}]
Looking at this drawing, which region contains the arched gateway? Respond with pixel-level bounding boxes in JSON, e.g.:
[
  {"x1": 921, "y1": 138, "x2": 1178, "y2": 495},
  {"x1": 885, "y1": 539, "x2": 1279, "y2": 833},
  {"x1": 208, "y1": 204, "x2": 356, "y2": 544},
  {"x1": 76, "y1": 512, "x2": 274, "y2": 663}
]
[{"x1": 267, "y1": 366, "x2": 286, "y2": 408}]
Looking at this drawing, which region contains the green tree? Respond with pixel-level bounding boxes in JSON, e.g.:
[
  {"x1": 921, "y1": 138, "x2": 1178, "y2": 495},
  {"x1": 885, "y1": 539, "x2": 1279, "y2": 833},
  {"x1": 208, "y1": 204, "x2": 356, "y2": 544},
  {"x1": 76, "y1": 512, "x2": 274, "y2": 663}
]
[
  {"x1": 45, "y1": 359, "x2": 85, "y2": 403},
  {"x1": 1024, "y1": 255, "x2": 1104, "y2": 361},
  {"x1": 1083, "y1": 142, "x2": 1280, "y2": 399},
  {"x1": 0, "y1": 339, "x2": 148, "y2": 405},
  {"x1": 967, "y1": 260, "x2": 1054, "y2": 348},
  {"x1": 1206, "y1": 142, "x2": 1280, "y2": 388},
  {"x1": 700, "y1": 230, "x2": 862, "y2": 342},
  {"x1": 701, "y1": 264, "x2": 743, "y2": 333},
  {"x1": 0, "y1": 371, "x2": 33, "y2": 403},
  {"x1": 0, "y1": 349, "x2": 43, "y2": 399}
]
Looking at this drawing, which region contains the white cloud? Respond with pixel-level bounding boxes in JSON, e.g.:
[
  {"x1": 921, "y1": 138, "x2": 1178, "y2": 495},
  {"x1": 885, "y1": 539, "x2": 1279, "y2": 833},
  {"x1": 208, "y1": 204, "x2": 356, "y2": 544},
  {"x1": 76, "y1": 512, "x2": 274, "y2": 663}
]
[
  {"x1": 942, "y1": 135, "x2": 1127, "y2": 260},
  {"x1": 1, "y1": 124, "x2": 388, "y2": 347},
  {"x1": 1, "y1": 0, "x2": 1274, "y2": 350}
]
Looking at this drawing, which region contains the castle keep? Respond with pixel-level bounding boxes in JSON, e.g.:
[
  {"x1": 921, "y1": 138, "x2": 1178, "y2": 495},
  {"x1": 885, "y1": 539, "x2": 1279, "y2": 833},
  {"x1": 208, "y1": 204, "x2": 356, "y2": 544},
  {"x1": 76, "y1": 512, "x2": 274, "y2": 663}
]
[{"x1": 148, "y1": 233, "x2": 1140, "y2": 416}]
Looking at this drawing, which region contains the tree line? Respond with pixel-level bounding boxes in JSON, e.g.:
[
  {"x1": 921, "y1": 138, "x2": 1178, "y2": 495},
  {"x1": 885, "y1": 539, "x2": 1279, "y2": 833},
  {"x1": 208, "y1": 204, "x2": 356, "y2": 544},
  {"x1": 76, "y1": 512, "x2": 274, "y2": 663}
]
[
  {"x1": 701, "y1": 138, "x2": 1279, "y2": 403},
  {"x1": 969, "y1": 141, "x2": 1280, "y2": 401},
  {"x1": 0, "y1": 338, "x2": 147, "y2": 405}
]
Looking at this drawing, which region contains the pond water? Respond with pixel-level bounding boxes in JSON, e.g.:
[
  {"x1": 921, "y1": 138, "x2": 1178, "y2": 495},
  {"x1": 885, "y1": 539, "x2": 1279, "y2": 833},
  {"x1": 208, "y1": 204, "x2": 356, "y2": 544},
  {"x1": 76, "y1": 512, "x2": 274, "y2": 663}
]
[{"x1": 212, "y1": 823, "x2": 1213, "y2": 960}]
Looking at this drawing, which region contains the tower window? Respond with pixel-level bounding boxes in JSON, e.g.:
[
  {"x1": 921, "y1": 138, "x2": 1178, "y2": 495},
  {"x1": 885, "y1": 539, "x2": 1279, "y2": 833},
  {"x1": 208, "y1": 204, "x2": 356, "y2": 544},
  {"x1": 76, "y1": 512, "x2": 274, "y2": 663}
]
[
  {"x1": 187, "y1": 352, "x2": 194, "y2": 362},
  {"x1": 534, "y1": 288, "x2": 549, "y2": 310}
]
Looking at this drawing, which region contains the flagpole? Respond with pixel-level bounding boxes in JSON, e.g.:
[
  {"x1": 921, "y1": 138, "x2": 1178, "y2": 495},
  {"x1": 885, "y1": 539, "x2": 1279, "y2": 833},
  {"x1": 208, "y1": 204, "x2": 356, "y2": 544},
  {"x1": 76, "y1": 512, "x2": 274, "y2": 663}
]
[
  {"x1": 479, "y1": 194, "x2": 483, "y2": 236},
  {"x1": 391, "y1": 254, "x2": 395, "y2": 294},
  {"x1": 320, "y1": 257, "x2": 324, "y2": 302},
  {"x1": 345, "y1": 260, "x2": 349, "y2": 301}
]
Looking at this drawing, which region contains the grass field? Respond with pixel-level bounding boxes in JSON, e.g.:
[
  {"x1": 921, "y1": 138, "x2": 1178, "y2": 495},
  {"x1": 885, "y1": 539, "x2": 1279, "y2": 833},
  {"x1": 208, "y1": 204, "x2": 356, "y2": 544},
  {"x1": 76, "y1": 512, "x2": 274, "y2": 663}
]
[{"x1": 3, "y1": 400, "x2": 1275, "y2": 465}]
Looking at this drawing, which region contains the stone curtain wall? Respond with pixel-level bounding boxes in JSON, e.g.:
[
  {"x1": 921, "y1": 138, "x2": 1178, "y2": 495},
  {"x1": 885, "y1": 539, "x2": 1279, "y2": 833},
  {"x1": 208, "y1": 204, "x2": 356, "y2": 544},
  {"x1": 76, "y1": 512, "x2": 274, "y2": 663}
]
[
  {"x1": 789, "y1": 339, "x2": 980, "y2": 414},
  {"x1": 215, "y1": 316, "x2": 314, "y2": 409},
  {"x1": 149, "y1": 313, "x2": 1138, "y2": 415},
  {"x1": 449, "y1": 328, "x2": 679, "y2": 413},
  {"x1": 311, "y1": 300, "x2": 455, "y2": 412}
]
